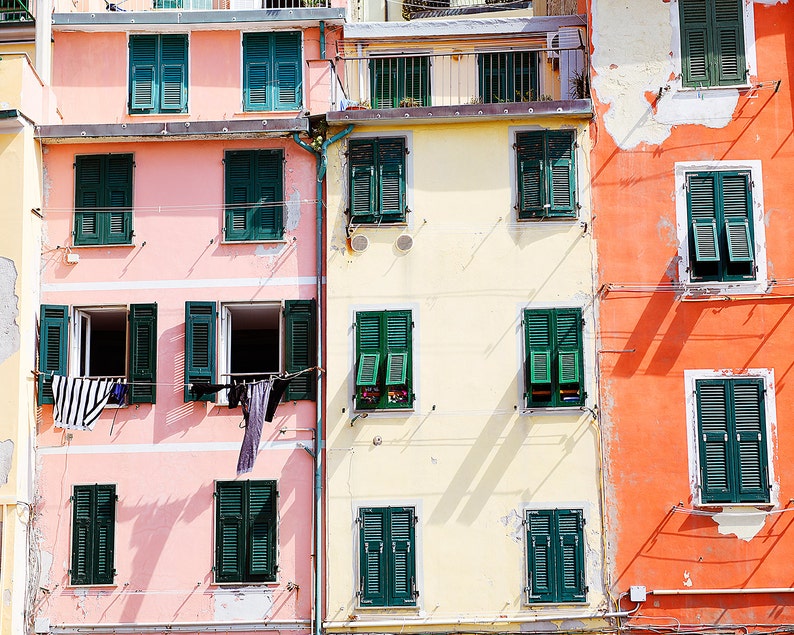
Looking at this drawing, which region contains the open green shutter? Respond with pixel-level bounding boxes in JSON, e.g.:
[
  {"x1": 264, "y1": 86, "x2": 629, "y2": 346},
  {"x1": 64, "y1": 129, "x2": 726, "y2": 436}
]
[
  {"x1": 244, "y1": 34, "x2": 270, "y2": 111},
  {"x1": 74, "y1": 156, "x2": 102, "y2": 245},
  {"x1": 130, "y1": 35, "x2": 157, "y2": 111},
  {"x1": 247, "y1": 481, "x2": 277, "y2": 581},
  {"x1": 692, "y1": 220, "x2": 720, "y2": 262},
  {"x1": 377, "y1": 139, "x2": 406, "y2": 219},
  {"x1": 385, "y1": 353, "x2": 407, "y2": 385},
  {"x1": 216, "y1": 482, "x2": 245, "y2": 583},
  {"x1": 39, "y1": 305, "x2": 68, "y2": 405},
  {"x1": 385, "y1": 311, "x2": 412, "y2": 406},
  {"x1": 731, "y1": 380, "x2": 769, "y2": 502},
  {"x1": 349, "y1": 141, "x2": 376, "y2": 218},
  {"x1": 356, "y1": 353, "x2": 381, "y2": 386},
  {"x1": 546, "y1": 132, "x2": 576, "y2": 217},
  {"x1": 524, "y1": 309, "x2": 553, "y2": 405},
  {"x1": 696, "y1": 381, "x2": 732, "y2": 503},
  {"x1": 356, "y1": 312, "x2": 383, "y2": 390},
  {"x1": 679, "y1": 0, "x2": 710, "y2": 87},
  {"x1": 129, "y1": 303, "x2": 157, "y2": 404},
  {"x1": 71, "y1": 486, "x2": 94, "y2": 585},
  {"x1": 526, "y1": 510, "x2": 554, "y2": 602},
  {"x1": 284, "y1": 299, "x2": 316, "y2": 401},
  {"x1": 159, "y1": 35, "x2": 188, "y2": 112},
  {"x1": 225, "y1": 151, "x2": 254, "y2": 241},
  {"x1": 92, "y1": 485, "x2": 116, "y2": 585},
  {"x1": 517, "y1": 132, "x2": 544, "y2": 218},
  {"x1": 273, "y1": 32, "x2": 302, "y2": 110},
  {"x1": 688, "y1": 173, "x2": 721, "y2": 266},
  {"x1": 556, "y1": 509, "x2": 585, "y2": 602},
  {"x1": 359, "y1": 508, "x2": 387, "y2": 606},
  {"x1": 713, "y1": 0, "x2": 746, "y2": 86},
  {"x1": 185, "y1": 302, "x2": 216, "y2": 402},
  {"x1": 388, "y1": 508, "x2": 416, "y2": 606},
  {"x1": 254, "y1": 150, "x2": 283, "y2": 240}
]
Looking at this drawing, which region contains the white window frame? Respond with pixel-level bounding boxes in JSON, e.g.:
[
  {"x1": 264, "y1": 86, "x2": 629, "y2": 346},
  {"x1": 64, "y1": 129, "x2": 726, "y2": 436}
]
[
  {"x1": 674, "y1": 160, "x2": 767, "y2": 295},
  {"x1": 71, "y1": 306, "x2": 129, "y2": 381},
  {"x1": 684, "y1": 368, "x2": 778, "y2": 508}
]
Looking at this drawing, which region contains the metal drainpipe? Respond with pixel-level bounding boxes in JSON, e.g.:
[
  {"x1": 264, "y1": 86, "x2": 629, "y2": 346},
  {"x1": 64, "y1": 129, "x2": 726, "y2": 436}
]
[
  {"x1": 319, "y1": 21, "x2": 325, "y2": 60},
  {"x1": 292, "y1": 123, "x2": 354, "y2": 635}
]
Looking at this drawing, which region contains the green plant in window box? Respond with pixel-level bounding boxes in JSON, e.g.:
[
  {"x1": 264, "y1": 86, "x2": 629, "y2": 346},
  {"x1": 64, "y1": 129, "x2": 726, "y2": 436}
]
[
  {"x1": 359, "y1": 387, "x2": 380, "y2": 405},
  {"x1": 399, "y1": 97, "x2": 421, "y2": 108},
  {"x1": 388, "y1": 388, "x2": 409, "y2": 405}
]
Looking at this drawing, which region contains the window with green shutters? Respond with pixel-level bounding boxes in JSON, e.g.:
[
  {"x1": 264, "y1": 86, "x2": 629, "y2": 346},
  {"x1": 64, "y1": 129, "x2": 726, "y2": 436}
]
[
  {"x1": 215, "y1": 480, "x2": 277, "y2": 583},
  {"x1": 129, "y1": 34, "x2": 188, "y2": 113},
  {"x1": 355, "y1": 310, "x2": 413, "y2": 410},
  {"x1": 224, "y1": 150, "x2": 284, "y2": 242},
  {"x1": 686, "y1": 170, "x2": 755, "y2": 282},
  {"x1": 348, "y1": 138, "x2": 407, "y2": 224},
  {"x1": 679, "y1": 0, "x2": 747, "y2": 88},
  {"x1": 479, "y1": 52, "x2": 539, "y2": 103},
  {"x1": 358, "y1": 507, "x2": 417, "y2": 607},
  {"x1": 695, "y1": 378, "x2": 769, "y2": 504},
  {"x1": 37, "y1": 304, "x2": 157, "y2": 405},
  {"x1": 243, "y1": 32, "x2": 302, "y2": 111},
  {"x1": 74, "y1": 154, "x2": 133, "y2": 246},
  {"x1": 525, "y1": 509, "x2": 586, "y2": 604},
  {"x1": 370, "y1": 57, "x2": 430, "y2": 109},
  {"x1": 516, "y1": 130, "x2": 576, "y2": 219},
  {"x1": 524, "y1": 308, "x2": 584, "y2": 408},
  {"x1": 184, "y1": 301, "x2": 316, "y2": 403},
  {"x1": 71, "y1": 484, "x2": 116, "y2": 586}
]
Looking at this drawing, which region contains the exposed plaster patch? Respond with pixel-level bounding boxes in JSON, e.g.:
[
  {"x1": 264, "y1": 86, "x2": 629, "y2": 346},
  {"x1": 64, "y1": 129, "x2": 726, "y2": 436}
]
[
  {"x1": 213, "y1": 587, "x2": 274, "y2": 621},
  {"x1": 0, "y1": 258, "x2": 21, "y2": 365},
  {"x1": 560, "y1": 620, "x2": 586, "y2": 631},
  {"x1": 683, "y1": 570, "x2": 692, "y2": 587},
  {"x1": 284, "y1": 188, "x2": 302, "y2": 232},
  {"x1": 254, "y1": 244, "x2": 284, "y2": 257},
  {"x1": 521, "y1": 621, "x2": 558, "y2": 632},
  {"x1": 712, "y1": 507, "x2": 767, "y2": 541},
  {"x1": 500, "y1": 509, "x2": 523, "y2": 543},
  {"x1": 3, "y1": 590, "x2": 9, "y2": 606},
  {"x1": 39, "y1": 550, "x2": 53, "y2": 590},
  {"x1": 754, "y1": 0, "x2": 786, "y2": 4},
  {"x1": 0, "y1": 441, "x2": 14, "y2": 486},
  {"x1": 74, "y1": 588, "x2": 88, "y2": 617}
]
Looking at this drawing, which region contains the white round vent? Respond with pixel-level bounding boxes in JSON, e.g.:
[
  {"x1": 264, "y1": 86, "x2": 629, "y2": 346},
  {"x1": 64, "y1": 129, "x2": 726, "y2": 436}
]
[
  {"x1": 350, "y1": 233, "x2": 370, "y2": 253},
  {"x1": 395, "y1": 233, "x2": 414, "y2": 253}
]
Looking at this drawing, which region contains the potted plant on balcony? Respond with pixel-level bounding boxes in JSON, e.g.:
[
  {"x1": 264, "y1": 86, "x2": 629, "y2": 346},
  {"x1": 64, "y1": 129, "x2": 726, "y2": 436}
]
[{"x1": 399, "y1": 97, "x2": 422, "y2": 108}]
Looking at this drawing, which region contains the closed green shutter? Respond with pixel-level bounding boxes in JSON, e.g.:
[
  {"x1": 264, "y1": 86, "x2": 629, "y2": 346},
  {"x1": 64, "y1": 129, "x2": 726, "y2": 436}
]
[
  {"x1": 247, "y1": 480, "x2": 277, "y2": 581},
  {"x1": 254, "y1": 151, "x2": 284, "y2": 240},
  {"x1": 697, "y1": 381, "x2": 732, "y2": 502},
  {"x1": 388, "y1": 507, "x2": 416, "y2": 606},
  {"x1": 371, "y1": 58, "x2": 399, "y2": 109},
  {"x1": 75, "y1": 156, "x2": 103, "y2": 245},
  {"x1": 359, "y1": 508, "x2": 387, "y2": 605},
  {"x1": 105, "y1": 155, "x2": 133, "y2": 244},
  {"x1": 713, "y1": 0, "x2": 746, "y2": 86},
  {"x1": 159, "y1": 35, "x2": 188, "y2": 112},
  {"x1": 517, "y1": 132, "x2": 544, "y2": 218},
  {"x1": 130, "y1": 35, "x2": 157, "y2": 111},
  {"x1": 377, "y1": 140, "x2": 406, "y2": 219},
  {"x1": 680, "y1": 0, "x2": 710, "y2": 87},
  {"x1": 244, "y1": 34, "x2": 270, "y2": 111},
  {"x1": 128, "y1": 303, "x2": 157, "y2": 404},
  {"x1": 688, "y1": 173, "x2": 720, "y2": 265},
  {"x1": 479, "y1": 53, "x2": 509, "y2": 104},
  {"x1": 273, "y1": 33, "x2": 302, "y2": 110},
  {"x1": 348, "y1": 138, "x2": 406, "y2": 224},
  {"x1": 526, "y1": 509, "x2": 585, "y2": 603},
  {"x1": 525, "y1": 310, "x2": 553, "y2": 406},
  {"x1": 556, "y1": 509, "x2": 585, "y2": 602},
  {"x1": 75, "y1": 155, "x2": 133, "y2": 246},
  {"x1": 225, "y1": 151, "x2": 283, "y2": 241},
  {"x1": 526, "y1": 510, "x2": 554, "y2": 602},
  {"x1": 130, "y1": 35, "x2": 187, "y2": 113},
  {"x1": 185, "y1": 302, "x2": 216, "y2": 402},
  {"x1": 38, "y1": 305, "x2": 69, "y2": 405},
  {"x1": 517, "y1": 131, "x2": 576, "y2": 219},
  {"x1": 479, "y1": 52, "x2": 537, "y2": 104},
  {"x1": 680, "y1": 0, "x2": 745, "y2": 88},
  {"x1": 225, "y1": 151, "x2": 254, "y2": 241},
  {"x1": 244, "y1": 33, "x2": 301, "y2": 112},
  {"x1": 371, "y1": 57, "x2": 428, "y2": 108},
  {"x1": 732, "y1": 380, "x2": 768, "y2": 502},
  {"x1": 349, "y1": 141, "x2": 377, "y2": 218},
  {"x1": 216, "y1": 481, "x2": 245, "y2": 583},
  {"x1": 547, "y1": 133, "x2": 576, "y2": 217},
  {"x1": 284, "y1": 299, "x2": 316, "y2": 401},
  {"x1": 525, "y1": 308, "x2": 583, "y2": 408},
  {"x1": 71, "y1": 484, "x2": 116, "y2": 586},
  {"x1": 402, "y1": 57, "x2": 428, "y2": 106}
]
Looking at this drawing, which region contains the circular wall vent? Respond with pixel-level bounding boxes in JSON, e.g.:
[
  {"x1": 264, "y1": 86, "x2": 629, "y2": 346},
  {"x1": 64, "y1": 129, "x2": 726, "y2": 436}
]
[
  {"x1": 350, "y1": 233, "x2": 370, "y2": 253},
  {"x1": 395, "y1": 233, "x2": 414, "y2": 253}
]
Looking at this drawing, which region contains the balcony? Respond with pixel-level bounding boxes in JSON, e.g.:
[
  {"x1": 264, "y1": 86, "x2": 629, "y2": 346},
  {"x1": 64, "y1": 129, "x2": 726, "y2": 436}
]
[
  {"x1": 0, "y1": 0, "x2": 33, "y2": 22},
  {"x1": 50, "y1": 0, "x2": 342, "y2": 16},
  {"x1": 327, "y1": 19, "x2": 591, "y2": 124}
]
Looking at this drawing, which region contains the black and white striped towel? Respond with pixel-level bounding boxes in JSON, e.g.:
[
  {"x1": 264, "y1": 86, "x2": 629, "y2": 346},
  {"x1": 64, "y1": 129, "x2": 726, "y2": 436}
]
[{"x1": 52, "y1": 375, "x2": 115, "y2": 431}]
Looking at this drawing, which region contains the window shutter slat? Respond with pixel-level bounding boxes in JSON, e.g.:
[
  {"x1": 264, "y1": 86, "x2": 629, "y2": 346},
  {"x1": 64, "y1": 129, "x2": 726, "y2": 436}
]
[
  {"x1": 184, "y1": 302, "x2": 216, "y2": 402},
  {"x1": 385, "y1": 353, "x2": 407, "y2": 385},
  {"x1": 359, "y1": 508, "x2": 387, "y2": 605},
  {"x1": 725, "y1": 219, "x2": 753, "y2": 263},
  {"x1": 284, "y1": 299, "x2": 316, "y2": 401},
  {"x1": 692, "y1": 220, "x2": 720, "y2": 262},
  {"x1": 129, "y1": 303, "x2": 157, "y2": 404},
  {"x1": 530, "y1": 351, "x2": 551, "y2": 383},
  {"x1": 38, "y1": 305, "x2": 69, "y2": 405},
  {"x1": 356, "y1": 353, "x2": 381, "y2": 386},
  {"x1": 215, "y1": 482, "x2": 245, "y2": 583}
]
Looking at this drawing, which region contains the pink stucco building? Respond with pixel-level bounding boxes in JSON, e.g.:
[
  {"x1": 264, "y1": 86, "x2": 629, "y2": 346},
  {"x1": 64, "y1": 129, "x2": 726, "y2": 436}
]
[{"x1": 34, "y1": 5, "x2": 343, "y2": 633}]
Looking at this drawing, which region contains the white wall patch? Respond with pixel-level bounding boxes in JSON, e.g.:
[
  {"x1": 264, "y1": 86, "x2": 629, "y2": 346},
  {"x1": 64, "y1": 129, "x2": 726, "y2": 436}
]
[
  {"x1": 213, "y1": 587, "x2": 274, "y2": 621},
  {"x1": 712, "y1": 508, "x2": 768, "y2": 541}
]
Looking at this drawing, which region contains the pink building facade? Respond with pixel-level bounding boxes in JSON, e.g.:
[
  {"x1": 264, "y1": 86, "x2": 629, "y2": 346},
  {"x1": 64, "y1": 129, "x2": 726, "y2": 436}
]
[{"x1": 34, "y1": 9, "x2": 342, "y2": 634}]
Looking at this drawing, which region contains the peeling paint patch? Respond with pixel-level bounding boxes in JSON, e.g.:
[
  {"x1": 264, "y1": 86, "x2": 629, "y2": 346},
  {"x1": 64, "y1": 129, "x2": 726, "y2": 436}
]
[
  {"x1": 39, "y1": 550, "x2": 53, "y2": 589},
  {"x1": 754, "y1": 0, "x2": 786, "y2": 5},
  {"x1": 254, "y1": 244, "x2": 284, "y2": 257},
  {"x1": 683, "y1": 570, "x2": 692, "y2": 587},
  {"x1": 0, "y1": 440, "x2": 13, "y2": 486},
  {"x1": 521, "y1": 621, "x2": 558, "y2": 632},
  {"x1": 712, "y1": 507, "x2": 767, "y2": 541},
  {"x1": 500, "y1": 509, "x2": 523, "y2": 543},
  {"x1": 213, "y1": 587, "x2": 274, "y2": 621},
  {"x1": 284, "y1": 188, "x2": 302, "y2": 232},
  {"x1": 560, "y1": 620, "x2": 586, "y2": 631},
  {"x1": 0, "y1": 258, "x2": 21, "y2": 365}
]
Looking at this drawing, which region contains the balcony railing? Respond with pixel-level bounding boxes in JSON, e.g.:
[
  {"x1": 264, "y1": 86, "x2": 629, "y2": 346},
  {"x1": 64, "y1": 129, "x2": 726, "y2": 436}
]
[
  {"x1": 53, "y1": 0, "x2": 331, "y2": 13},
  {"x1": 334, "y1": 40, "x2": 588, "y2": 112},
  {"x1": 0, "y1": 0, "x2": 33, "y2": 22}
]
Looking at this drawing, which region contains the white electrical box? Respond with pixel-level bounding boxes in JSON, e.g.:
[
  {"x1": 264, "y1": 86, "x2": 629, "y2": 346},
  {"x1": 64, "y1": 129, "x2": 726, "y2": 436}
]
[
  {"x1": 34, "y1": 617, "x2": 50, "y2": 634},
  {"x1": 629, "y1": 585, "x2": 647, "y2": 602}
]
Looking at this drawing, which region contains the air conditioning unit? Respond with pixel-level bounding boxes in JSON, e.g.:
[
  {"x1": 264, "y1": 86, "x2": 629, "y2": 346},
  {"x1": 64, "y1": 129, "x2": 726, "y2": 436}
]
[
  {"x1": 395, "y1": 233, "x2": 414, "y2": 253},
  {"x1": 546, "y1": 27, "x2": 583, "y2": 60},
  {"x1": 350, "y1": 233, "x2": 370, "y2": 253},
  {"x1": 229, "y1": 0, "x2": 257, "y2": 8}
]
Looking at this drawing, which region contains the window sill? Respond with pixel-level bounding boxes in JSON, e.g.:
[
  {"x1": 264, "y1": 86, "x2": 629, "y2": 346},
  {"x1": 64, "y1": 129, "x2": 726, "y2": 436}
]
[
  {"x1": 521, "y1": 406, "x2": 587, "y2": 416},
  {"x1": 220, "y1": 239, "x2": 287, "y2": 245},
  {"x1": 210, "y1": 580, "x2": 279, "y2": 587},
  {"x1": 517, "y1": 214, "x2": 578, "y2": 222},
  {"x1": 354, "y1": 605, "x2": 420, "y2": 612},
  {"x1": 71, "y1": 243, "x2": 135, "y2": 249},
  {"x1": 522, "y1": 600, "x2": 588, "y2": 607},
  {"x1": 680, "y1": 279, "x2": 769, "y2": 297},
  {"x1": 235, "y1": 110, "x2": 301, "y2": 116},
  {"x1": 66, "y1": 583, "x2": 118, "y2": 589},
  {"x1": 694, "y1": 501, "x2": 773, "y2": 510},
  {"x1": 677, "y1": 83, "x2": 752, "y2": 93},
  {"x1": 348, "y1": 221, "x2": 408, "y2": 228}
]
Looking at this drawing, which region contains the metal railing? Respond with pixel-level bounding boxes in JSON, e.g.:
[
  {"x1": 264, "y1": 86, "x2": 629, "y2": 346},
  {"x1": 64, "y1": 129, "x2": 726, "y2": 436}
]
[
  {"x1": 53, "y1": 0, "x2": 330, "y2": 13},
  {"x1": 0, "y1": 0, "x2": 33, "y2": 22},
  {"x1": 334, "y1": 44, "x2": 588, "y2": 111}
]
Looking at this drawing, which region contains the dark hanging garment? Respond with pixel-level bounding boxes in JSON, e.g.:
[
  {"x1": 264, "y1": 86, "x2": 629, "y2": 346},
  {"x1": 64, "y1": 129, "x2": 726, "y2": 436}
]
[
  {"x1": 190, "y1": 383, "x2": 229, "y2": 399},
  {"x1": 265, "y1": 376, "x2": 293, "y2": 422},
  {"x1": 237, "y1": 380, "x2": 272, "y2": 475},
  {"x1": 228, "y1": 383, "x2": 251, "y2": 423}
]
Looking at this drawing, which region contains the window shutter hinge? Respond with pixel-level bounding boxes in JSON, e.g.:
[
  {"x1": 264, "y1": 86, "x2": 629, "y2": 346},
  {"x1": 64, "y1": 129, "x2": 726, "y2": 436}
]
[
  {"x1": 355, "y1": 516, "x2": 361, "y2": 525},
  {"x1": 213, "y1": 491, "x2": 217, "y2": 498}
]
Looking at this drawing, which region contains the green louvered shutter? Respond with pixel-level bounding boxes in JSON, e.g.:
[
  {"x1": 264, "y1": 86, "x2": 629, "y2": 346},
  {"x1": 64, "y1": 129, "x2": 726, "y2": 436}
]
[
  {"x1": 680, "y1": 0, "x2": 710, "y2": 87},
  {"x1": 185, "y1": 302, "x2": 217, "y2": 402},
  {"x1": 356, "y1": 312, "x2": 382, "y2": 391},
  {"x1": 129, "y1": 303, "x2": 157, "y2": 404},
  {"x1": 479, "y1": 53, "x2": 509, "y2": 104},
  {"x1": 71, "y1": 486, "x2": 94, "y2": 586},
  {"x1": 371, "y1": 58, "x2": 398, "y2": 109},
  {"x1": 385, "y1": 311, "x2": 412, "y2": 407},
  {"x1": 721, "y1": 172, "x2": 753, "y2": 265},
  {"x1": 74, "y1": 156, "x2": 103, "y2": 245},
  {"x1": 225, "y1": 151, "x2": 255, "y2": 241},
  {"x1": 130, "y1": 35, "x2": 157, "y2": 111},
  {"x1": 359, "y1": 508, "x2": 387, "y2": 606},
  {"x1": 697, "y1": 380, "x2": 732, "y2": 502},
  {"x1": 254, "y1": 150, "x2": 283, "y2": 240},
  {"x1": 39, "y1": 305, "x2": 68, "y2": 405},
  {"x1": 349, "y1": 141, "x2": 376, "y2": 219},
  {"x1": 513, "y1": 51, "x2": 538, "y2": 101},
  {"x1": 525, "y1": 309, "x2": 553, "y2": 406},
  {"x1": 526, "y1": 509, "x2": 554, "y2": 602},
  {"x1": 104, "y1": 155, "x2": 133, "y2": 244},
  {"x1": 402, "y1": 57, "x2": 429, "y2": 106},
  {"x1": 247, "y1": 481, "x2": 277, "y2": 581},
  {"x1": 517, "y1": 132, "x2": 544, "y2": 218},
  {"x1": 388, "y1": 508, "x2": 416, "y2": 606},
  {"x1": 377, "y1": 139, "x2": 406, "y2": 219},
  {"x1": 688, "y1": 173, "x2": 721, "y2": 275},
  {"x1": 556, "y1": 509, "x2": 585, "y2": 602},
  {"x1": 244, "y1": 33, "x2": 270, "y2": 111},
  {"x1": 159, "y1": 35, "x2": 188, "y2": 112},
  {"x1": 555, "y1": 309, "x2": 583, "y2": 405},
  {"x1": 732, "y1": 380, "x2": 768, "y2": 503},
  {"x1": 713, "y1": 0, "x2": 746, "y2": 86},
  {"x1": 216, "y1": 482, "x2": 245, "y2": 583},
  {"x1": 93, "y1": 485, "x2": 116, "y2": 585},
  {"x1": 273, "y1": 33, "x2": 302, "y2": 110},
  {"x1": 547, "y1": 132, "x2": 576, "y2": 217},
  {"x1": 284, "y1": 299, "x2": 316, "y2": 401}
]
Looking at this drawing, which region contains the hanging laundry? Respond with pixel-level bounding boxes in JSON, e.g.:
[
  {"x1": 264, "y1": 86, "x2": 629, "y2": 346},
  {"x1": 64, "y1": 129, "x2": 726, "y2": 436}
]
[
  {"x1": 265, "y1": 376, "x2": 293, "y2": 422},
  {"x1": 111, "y1": 381, "x2": 129, "y2": 407},
  {"x1": 228, "y1": 383, "x2": 250, "y2": 423},
  {"x1": 51, "y1": 375, "x2": 115, "y2": 431},
  {"x1": 190, "y1": 383, "x2": 230, "y2": 400},
  {"x1": 236, "y1": 380, "x2": 272, "y2": 475}
]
